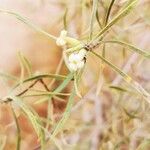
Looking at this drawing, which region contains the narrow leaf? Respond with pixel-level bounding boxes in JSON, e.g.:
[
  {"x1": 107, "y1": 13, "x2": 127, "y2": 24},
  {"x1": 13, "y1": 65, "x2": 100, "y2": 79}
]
[
  {"x1": 18, "y1": 52, "x2": 33, "y2": 76},
  {"x1": 10, "y1": 96, "x2": 45, "y2": 150},
  {"x1": 102, "y1": 40, "x2": 150, "y2": 58},
  {"x1": 11, "y1": 106, "x2": 21, "y2": 150},
  {"x1": 89, "y1": 0, "x2": 98, "y2": 40},
  {"x1": 93, "y1": 0, "x2": 138, "y2": 41},
  {"x1": 104, "y1": 0, "x2": 116, "y2": 25},
  {"x1": 91, "y1": 51, "x2": 150, "y2": 104},
  {"x1": 0, "y1": 71, "x2": 18, "y2": 81},
  {"x1": 51, "y1": 87, "x2": 75, "y2": 138},
  {"x1": 11, "y1": 74, "x2": 66, "y2": 92},
  {"x1": 35, "y1": 72, "x2": 74, "y2": 104},
  {"x1": 109, "y1": 85, "x2": 128, "y2": 92},
  {"x1": 0, "y1": 9, "x2": 56, "y2": 40},
  {"x1": 21, "y1": 92, "x2": 70, "y2": 98}
]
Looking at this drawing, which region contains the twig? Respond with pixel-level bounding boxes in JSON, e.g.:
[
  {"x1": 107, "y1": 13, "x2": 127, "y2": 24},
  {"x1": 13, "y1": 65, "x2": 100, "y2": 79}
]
[
  {"x1": 16, "y1": 79, "x2": 39, "y2": 96},
  {"x1": 39, "y1": 79, "x2": 50, "y2": 92}
]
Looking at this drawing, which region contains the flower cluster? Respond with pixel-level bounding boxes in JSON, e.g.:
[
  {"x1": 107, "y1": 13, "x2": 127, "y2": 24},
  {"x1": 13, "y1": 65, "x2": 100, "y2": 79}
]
[
  {"x1": 68, "y1": 49, "x2": 87, "y2": 72},
  {"x1": 56, "y1": 30, "x2": 87, "y2": 72}
]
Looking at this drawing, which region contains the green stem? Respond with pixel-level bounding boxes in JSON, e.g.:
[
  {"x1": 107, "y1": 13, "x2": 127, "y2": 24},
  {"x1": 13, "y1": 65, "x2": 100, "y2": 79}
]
[
  {"x1": 104, "y1": 0, "x2": 116, "y2": 25},
  {"x1": 11, "y1": 106, "x2": 21, "y2": 150}
]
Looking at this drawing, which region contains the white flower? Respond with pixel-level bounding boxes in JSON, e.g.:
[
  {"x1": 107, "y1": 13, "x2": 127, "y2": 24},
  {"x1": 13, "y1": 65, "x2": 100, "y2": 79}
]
[
  {"x1": 76, "y1": 61, "x2": 84, "y2": 69},
  {"x1": 68, "y1": 63, "x2": 78, "y2": 71},
  {"x1": 68, "y1": 53, "x2": 82, "y2": 63},
  {"x1": 56, "y1": 29, "x2": 87, "y2": 72},
  {"x1": 78, "y1": 49, "x2": 87, "y2": 58},
  {"x1": 67, "y1": 49, "x2": 87, "y2": 72},
  {"x1": 56, "y1": 30, "x2": 67, "y2": 46}
]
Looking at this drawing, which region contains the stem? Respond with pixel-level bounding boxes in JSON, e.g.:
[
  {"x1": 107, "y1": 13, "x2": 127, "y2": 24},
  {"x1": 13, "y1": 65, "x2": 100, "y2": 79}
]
[
  {"x1": 16, "y1": 80, "x2": 39, "y2": 96},
  {"x1": 104, "y1": 0, "x2": 116, "y2": 25},
  {"x1": 11, "y1": 106, "x2": 21, "y2": 150}
]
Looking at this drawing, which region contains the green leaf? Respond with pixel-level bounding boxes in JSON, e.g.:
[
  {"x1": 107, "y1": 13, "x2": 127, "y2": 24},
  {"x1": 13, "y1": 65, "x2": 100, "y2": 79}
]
[
  {"x1": 109, "y1": 85, "x2": 128, "y2": 92},
  {"x1": 74, "y1": 70, "x2": 83, "y2": 98},
  {"x1": 91, "y1": 51, "x2": 150, "y2": 104},
  {"x1": 63, "y1": 7, "x2": 68, "y2": 30},
  {"x1": 93, "y1": 0, "x2": 138, "y2": 41},
  {"x1": 10, "y1": 96, "x2": 45, "y2": 150},
  {"x1": 35, "y1": 72, "x2": 74, "y2": 104},
  {"x1": 17, "y1": 52, "x2": 33, "y2": 85},
  {"x1": 0, "y1": 71, "x2": 18, "y2": 81},
  {"x1": 102, "y1": 40, "x2": 150, "y2": 58},
  {"x1": 11, "y1": 74, "x2": 66, "y2": 92},
  {"x1": 96, "y1": 9, "x2": 103, "y2": 29},
  {"x1": 18, "y1": 52, "x2": 33, "y2": 77},
  {"x1": 50, "y1": 87, "x2": 76, "y2": 138},
  {"x1": 89, "y1": 0, "x2": 98, "y2": 40},
  {"x1": 104, "y1": 0, "x2": 116, "y2": 25},
  {"x1": 17, "y1": 52, "x2": 25, "y2": 83},
  {"x1": 23, "y1": 74, "x2": 66, "y2": 82},
  {"x1": 11, "y1": 106, "x2": 21, "y2": 150},
  {"x1": 0, "y1": 9, "x2": 56, "y2": 40},
  {"x1": 21, "y1": 92, "x2": 70, "y2": 98}
]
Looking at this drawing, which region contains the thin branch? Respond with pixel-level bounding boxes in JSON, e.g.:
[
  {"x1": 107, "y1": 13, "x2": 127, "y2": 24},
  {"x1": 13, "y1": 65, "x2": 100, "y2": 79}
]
[
  {"x1": 11, "y1": 105, "x2": 21, "y2": 150},
  {"x1": 39, "y1": 79, "x2": 50, "y2": 92},
  {"x1": 16, "y1": 79, "x2": 39, "y2": 96},
  {"x1": 104, "y1": 0, "x2": 116, "y2": 25}
]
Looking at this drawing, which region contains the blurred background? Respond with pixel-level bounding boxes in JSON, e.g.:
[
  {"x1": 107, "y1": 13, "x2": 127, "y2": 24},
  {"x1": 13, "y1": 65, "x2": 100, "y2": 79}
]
[{"x1": 0, "y1": 0, "x2": 150, "y2": 150}]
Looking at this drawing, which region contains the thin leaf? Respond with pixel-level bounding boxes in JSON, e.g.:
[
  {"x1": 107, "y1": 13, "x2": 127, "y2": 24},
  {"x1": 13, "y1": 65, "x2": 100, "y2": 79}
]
[
  {"x1": 109, "y1": 85, "x2": 128, "y2": 92},
  {"x1": 96, "y1": 9, "x2": 103, "y2": 29},
  {"x1": 10, "y1": 96, "x2": 45, "y2": 150},
  {"x1": 91, "y1": 51, "x2": 150, "y2": 104},
  {"x1": 63, "y1": 7, "x2": 68, "y2": 30},
  {"x1": 89, "y1": 0, "x2": 98, "y2": 40},
  {"x1": 50, "y1": 87, "x2": 76, "y2": 138},
  {"x1": 17, "y1": 52, "x2": 25, "y2": 83},
  {"x1": 21, "y1": 92, "x2": 70, "y2": 98},
  {"x1": 18, "y1": 52, "x2": 33, "y2": 77},
  {"x1": 0, "y1": 71, "x2": 18, "y2": 81},
  {"x1": 11, "y1": 74, "x2": 66, "y2": 92},
  {"x1": 0, "y1": 9, "x2": 56, "y2": 40},
  {"x1": 11, "y1": 106, "x2": 21, "y2": 150},
  {"x1": 93, "y1": 0, "x2": 138, "y2": 41},
  {"x1": 35, "y1": 72, "x2": 74, "y2": 104},
  {"x1": 102, "y1": 40, "x2": 150, "y2": 58},
  {"x1": 104, "y1": 0, "x2": 116, "y2": 25},
  {"x1": 74, "y1": 71, "x2": 83, "y2": 98},
  {"x1": 23, "y1": 74, "x2": 66, "y2": 82}
]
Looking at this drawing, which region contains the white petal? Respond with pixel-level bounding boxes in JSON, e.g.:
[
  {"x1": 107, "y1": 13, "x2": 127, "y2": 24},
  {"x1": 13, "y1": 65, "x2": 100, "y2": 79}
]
[
  {"x1": 56, "y1": 38, "x2": 66, "y2": 46},
  {"x1": 77, "y1": 61, "x2": 84, "y2": 69},
  {"x1": 68, "y1": 53, "x2": 82, "y2": 63},
  {"x1": 68, "y1": 53, "x2": 76, "y2": 62},
  {"x1": 78, "y1": 49, "x2": 87, "y2": 58},
  {"x1": 74, "y1": 53, "x2": 82, "y2": 61},
  {"x1": 68, "y1": 63, "x2": 78, "y2": 72},
  {"x1": 60, "y1": 30, "x2": 67, "y2": 37}
]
